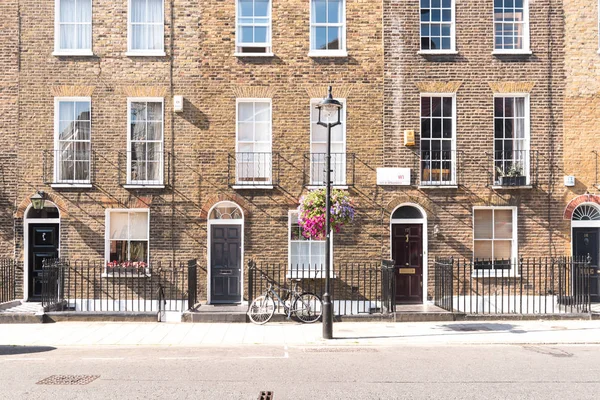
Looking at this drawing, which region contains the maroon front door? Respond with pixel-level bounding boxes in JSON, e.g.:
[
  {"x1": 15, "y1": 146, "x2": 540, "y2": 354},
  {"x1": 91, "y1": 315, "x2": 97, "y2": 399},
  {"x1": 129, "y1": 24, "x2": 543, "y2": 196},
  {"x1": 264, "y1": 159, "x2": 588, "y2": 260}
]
[{"x1": 392, "y1": 224, "x2": 423, "y2": 303}]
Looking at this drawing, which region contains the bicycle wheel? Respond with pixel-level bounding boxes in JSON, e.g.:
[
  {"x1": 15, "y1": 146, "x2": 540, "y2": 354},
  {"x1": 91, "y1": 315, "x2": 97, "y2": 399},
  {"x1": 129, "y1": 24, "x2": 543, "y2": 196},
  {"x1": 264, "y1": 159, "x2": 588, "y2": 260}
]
[
  {"x1": 293, "y1": 292, "x2": 322, "y2": 323},
  {"x1": 248, "y1": 295, "x2": 275, "y2": 325}
]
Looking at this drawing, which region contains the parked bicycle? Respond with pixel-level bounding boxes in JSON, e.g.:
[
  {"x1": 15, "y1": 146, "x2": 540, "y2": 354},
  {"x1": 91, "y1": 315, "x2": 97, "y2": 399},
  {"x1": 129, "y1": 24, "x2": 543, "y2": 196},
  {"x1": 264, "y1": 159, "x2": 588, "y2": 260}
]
[{"x1": 248, "y1": 279, "x2": 322, "y2": 325}]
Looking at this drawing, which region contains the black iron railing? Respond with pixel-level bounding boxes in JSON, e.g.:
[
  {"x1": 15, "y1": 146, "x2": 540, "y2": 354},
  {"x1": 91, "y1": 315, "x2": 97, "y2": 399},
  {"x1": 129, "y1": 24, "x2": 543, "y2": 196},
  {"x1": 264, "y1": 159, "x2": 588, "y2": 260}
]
[
  {"x1": 488, "y1": 149, "x2": 538, "y2": 187},
  {"x1": 118, "y1": 151, "x2": 172, "y2": 187},
  {"x1": 303, "y1": 153, "x2": 355, "y2": 187},
  {"x1": 228, "y1": 152, "x2": 279, "y2": 187},
  {"x1": 41, "y1": 259, "x2": 197, "y2": 313},
  {"x1": 247, "y1": 260, "x2": 396, "y2": 316},
  {"x1": 0, "y1": 259, "x2": 16, "y2": 303},
  {"x1": 434, "y1": 257, "x2": 592, "y2": 315},
  {"x1": 419, "y1": 149, "x2": 463, "y2": 187},
  {"x1": 43, "y1": 149, "x2": 96, "y2": 185}
]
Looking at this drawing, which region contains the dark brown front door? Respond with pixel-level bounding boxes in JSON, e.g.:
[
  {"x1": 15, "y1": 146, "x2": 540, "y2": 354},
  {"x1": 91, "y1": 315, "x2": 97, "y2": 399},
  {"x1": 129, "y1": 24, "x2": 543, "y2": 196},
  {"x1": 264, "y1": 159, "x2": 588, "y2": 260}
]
[
  {"x1": 392, "y1": 224, "x2": 423, "y2": 303},
  {"x1": 28, "y1": 224, "x2": 59, "y2": 301},
  {"x1": 210, "y1": 225, "x2": 242, "y2": 303}
]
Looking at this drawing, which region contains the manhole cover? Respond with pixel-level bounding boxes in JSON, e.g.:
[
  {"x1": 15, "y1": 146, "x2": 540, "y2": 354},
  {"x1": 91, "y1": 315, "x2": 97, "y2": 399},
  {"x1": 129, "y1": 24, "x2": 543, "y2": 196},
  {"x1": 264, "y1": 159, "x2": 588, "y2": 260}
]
[
  {"x1": 37, "y1": 375, "x2": 100, "y2": 385},
  {"x1": 258, "y1": 391, "x2": 274, "y2": 400},
  {"x1": 303, "y1": 347, "x2": 378, "y2": 353}
]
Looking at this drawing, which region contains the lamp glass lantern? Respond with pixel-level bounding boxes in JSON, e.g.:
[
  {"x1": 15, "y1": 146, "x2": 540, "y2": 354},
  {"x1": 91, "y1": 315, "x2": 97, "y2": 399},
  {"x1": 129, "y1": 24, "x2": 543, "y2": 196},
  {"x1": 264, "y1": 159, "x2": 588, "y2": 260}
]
[
  {"x1": 316, "y1": 87, "x2": 343, "y2": 124},
  {"x1": 30, "y1": 191, "x2": 45, "y2": 210}
]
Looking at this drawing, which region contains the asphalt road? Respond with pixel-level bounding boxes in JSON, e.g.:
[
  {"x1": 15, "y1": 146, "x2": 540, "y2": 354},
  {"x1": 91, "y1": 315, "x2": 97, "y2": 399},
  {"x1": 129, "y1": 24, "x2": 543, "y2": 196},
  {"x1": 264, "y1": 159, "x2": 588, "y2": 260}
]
[{"x1": 0, "y1": 344, "x2": 598, "y2": 399}]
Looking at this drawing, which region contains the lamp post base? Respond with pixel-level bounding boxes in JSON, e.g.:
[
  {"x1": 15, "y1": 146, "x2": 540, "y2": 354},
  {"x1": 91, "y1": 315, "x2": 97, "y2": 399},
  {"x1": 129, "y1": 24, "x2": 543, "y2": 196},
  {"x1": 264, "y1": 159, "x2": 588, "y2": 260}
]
[{"x1": 322, "y1": 292, "x2": 333, "y2": 339}]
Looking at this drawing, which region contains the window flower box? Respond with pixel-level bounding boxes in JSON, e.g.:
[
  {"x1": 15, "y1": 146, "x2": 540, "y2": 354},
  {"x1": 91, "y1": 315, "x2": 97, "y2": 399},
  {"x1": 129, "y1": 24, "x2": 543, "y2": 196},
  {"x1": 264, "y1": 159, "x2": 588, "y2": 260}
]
[{"x1": 499, "y1": 176, "x2": 526, "y2": 187}]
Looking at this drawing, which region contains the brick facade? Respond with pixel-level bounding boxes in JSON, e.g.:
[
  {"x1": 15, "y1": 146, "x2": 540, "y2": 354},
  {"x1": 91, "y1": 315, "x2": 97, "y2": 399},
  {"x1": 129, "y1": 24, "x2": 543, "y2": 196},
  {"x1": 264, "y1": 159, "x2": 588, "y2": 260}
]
[{"x1": 2, "y1": 0, "x2": 384, "y2": 302}]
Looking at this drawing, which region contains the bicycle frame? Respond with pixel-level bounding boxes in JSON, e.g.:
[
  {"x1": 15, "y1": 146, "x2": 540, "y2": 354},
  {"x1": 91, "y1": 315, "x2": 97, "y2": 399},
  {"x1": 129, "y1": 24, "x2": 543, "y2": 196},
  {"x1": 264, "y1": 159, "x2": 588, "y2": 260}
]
[{"x1": 264, "y1": 283, "x2": 301, "y2": 319}]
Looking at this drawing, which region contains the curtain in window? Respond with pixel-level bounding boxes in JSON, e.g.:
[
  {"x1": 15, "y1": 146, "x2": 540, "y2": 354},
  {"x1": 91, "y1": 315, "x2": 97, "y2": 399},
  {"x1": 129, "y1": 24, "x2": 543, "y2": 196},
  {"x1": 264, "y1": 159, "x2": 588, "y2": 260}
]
[
  {"x1": 131, "y1": 0, "x2": 163, "y2": 51},
  {"x1": 59, "y1": 0, "x2": 91, "y2": 50}
]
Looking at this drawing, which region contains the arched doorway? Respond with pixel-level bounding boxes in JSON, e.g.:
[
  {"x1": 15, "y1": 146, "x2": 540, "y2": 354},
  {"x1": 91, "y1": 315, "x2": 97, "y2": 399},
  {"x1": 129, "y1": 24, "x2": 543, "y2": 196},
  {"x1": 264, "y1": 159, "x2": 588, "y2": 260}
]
[
  {"x1": 571, "y1": 203, "x2": 600, "y2": 302},
  {"x1": 23, "y1": 202, "x2": 61, "y2": 301},
  {"x1": 390, "y1": 204, "x2": 427, "y2": 304},
  {"x1": 207, "y1": 201, "x2": 244, "y2": 304}
]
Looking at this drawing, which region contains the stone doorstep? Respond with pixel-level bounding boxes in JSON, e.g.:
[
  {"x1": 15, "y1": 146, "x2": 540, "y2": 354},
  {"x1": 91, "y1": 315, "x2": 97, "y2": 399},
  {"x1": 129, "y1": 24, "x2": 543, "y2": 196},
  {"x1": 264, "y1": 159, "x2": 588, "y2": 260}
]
[
  {"x1": 0, "y1": 313, "x2": 44, "y2": 324},
  {"x1": 44, "y1": 311, "x2": 158, "y2": 323}
]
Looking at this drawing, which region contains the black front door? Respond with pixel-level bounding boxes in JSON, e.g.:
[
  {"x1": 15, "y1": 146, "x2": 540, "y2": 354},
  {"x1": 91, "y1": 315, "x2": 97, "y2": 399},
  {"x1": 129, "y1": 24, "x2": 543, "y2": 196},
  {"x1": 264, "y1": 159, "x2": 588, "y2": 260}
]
[
  {"x1": 211, "y1": 225, "x2": 242, "y2": 303},
  {"x1": 573, "y1": 228, "x2": 600, "y2": 302},
  {"x1": 392, "y1": 224, "x2": 423, "y2": 303},
  {"x1": 28, "y1": 224, "x2": 59, "y2": 301}
]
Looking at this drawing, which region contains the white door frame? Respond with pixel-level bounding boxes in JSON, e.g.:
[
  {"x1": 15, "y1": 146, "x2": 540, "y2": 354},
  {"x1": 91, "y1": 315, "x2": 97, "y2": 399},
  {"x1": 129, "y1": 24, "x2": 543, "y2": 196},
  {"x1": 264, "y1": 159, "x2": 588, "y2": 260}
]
[
  {"x1": 207, "y1": 201, "x2": 244, "y2": 305},
  {"x1": 23, "y1": 203, "x2": 61, "y2": 301},
  {"x1": 389, "y1": 203, "x2": 428, "y2": 304}
]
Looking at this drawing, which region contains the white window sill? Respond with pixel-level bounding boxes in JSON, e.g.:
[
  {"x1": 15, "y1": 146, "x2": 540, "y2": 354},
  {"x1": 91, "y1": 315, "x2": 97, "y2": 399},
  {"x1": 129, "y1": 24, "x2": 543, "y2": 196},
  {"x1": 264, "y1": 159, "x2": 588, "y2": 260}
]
[
  {"x1": 306, "y1": 185, "x2": 349, "y2": 190},
  {"x1": 125, "y1": 51, "x2": 166, "y2": 57},
  {"x1": 123, "y1": 184, "x2": 165, "y2": 189},
  {"x1": 492, "y1": 50, "x2": 532, "y2": 56},
  {"x1": 101, "y1": 273, "x2": 151, "y2": 278},
  {"x1": 418, "y1": 184, "x2": 458, "y2": 189},
  {"x1": 53, "y1": 50, "x2": 94, "y2": 57},
  {"x1": 491, "y1": 185, "x2": 532, "y2": 190},
  {"x1": 308, "y1": 50, "x2": 348, "y2": 58},
  {"x1": 472, "y1": 271, "x2": 520, "y2": 279},
  {"x1": 418, "y1": 50, "x2": 458, "y2": 55},
  {"x1": 51, "y1": 183, "x2": 93, "y2": 189},
  {"x1": 287, "y1": 272, "x2": 336, "y2": 279},
  {"x1": 231, "y1": 185, "x2": 274, "y2": 189},
  {"x1": 234, "y1": 52, "x2": 274, "y2": 57}
]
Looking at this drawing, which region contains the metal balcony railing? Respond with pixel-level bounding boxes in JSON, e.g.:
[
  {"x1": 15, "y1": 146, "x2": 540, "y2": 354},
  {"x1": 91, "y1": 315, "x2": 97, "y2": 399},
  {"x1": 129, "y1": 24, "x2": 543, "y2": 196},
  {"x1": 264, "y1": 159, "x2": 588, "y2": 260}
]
[
  {"x1": 303, "y1": 153, "x2": 355, "y2": 187},
  {"x1": 419, "y1": 149, "x2": 462, "y2": 187},
  {"x1": 43, "y1": 149, "x2": 95, "y2": 185},
  {"x1": 228, "y1": 152, "x2": 279, "y2": 187},
  {"x1": 488, "y1": 149, "x2": 538, "y2": 187},
  {"x1": 118, "y1": 151, "x2": 172, "y2": 187}
]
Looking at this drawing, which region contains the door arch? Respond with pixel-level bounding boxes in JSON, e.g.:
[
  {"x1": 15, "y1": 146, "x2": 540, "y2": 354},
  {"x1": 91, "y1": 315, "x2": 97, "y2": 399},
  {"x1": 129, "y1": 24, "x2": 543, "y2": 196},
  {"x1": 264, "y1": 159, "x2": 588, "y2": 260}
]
[
  {"x1": 207, "y1": 201, "x2": 244, "y2": 304},
  {"x1": 571, "y1": 203, "x2": 600, "y2": 302},
  {"x1": 23, "y1": 202, "x2": 61, "y2": 301},
  {"x1": 390, "y1": 203, "x2": 428, "y2": 304}
]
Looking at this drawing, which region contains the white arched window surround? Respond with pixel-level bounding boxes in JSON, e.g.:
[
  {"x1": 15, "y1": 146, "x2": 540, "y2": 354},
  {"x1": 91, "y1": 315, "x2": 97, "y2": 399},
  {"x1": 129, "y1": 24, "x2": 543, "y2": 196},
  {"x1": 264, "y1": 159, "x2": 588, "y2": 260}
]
[
  {"x1": 389, "y1": 203, "x2": 428, "y2": 304},
  {"x1": 571, "y1": 203, "x2": 600, "y2": 227}
]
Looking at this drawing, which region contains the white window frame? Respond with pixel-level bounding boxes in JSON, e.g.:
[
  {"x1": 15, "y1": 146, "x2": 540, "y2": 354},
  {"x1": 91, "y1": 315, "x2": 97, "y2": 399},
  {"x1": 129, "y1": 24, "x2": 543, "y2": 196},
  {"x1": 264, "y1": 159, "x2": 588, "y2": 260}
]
[
  {"x1": 287, "y1": 210, "x2": 333, "y2": 279},
  {"x1": 309, "y1": 98, "x2": 347, "y2": 188},
  {"x1": 126, "y1": 97, "x2": 165, "y2": 187},
  {"x1": 104, "y1": 208, "x2": 150, "y2": 270},
  {"x1": 126, "y1": 0, "x2": 166, "y2": 56},
  {"x1": 235, "y1": 0, "x2": 273, "y2": 57},
  {"x1": 472, "y1": 206, "x2": 518, "y2": 276},
  {"x1": 235, "y1": 98, "x2": 273, "y2": 188},
  {"x1": 53, "y1": 0, "x2": 93, "y2": 56},
  {"x1": 308, "y1": 0, "x2": 348, "y2": 57},
  {"x1": 419, "y1": 93, "x2": 457, "y2": 187},
  {"x1": 418, "y1": 0, "x2": 457, "y2": 55},
  {"x1": 53, "y1": 97, "x2": 92, "y2": 187},
  {"x1": 492, "y1": 93, "x2": 531, "y2": 186},
  {"x1": 492, "y1": 0, "x2": 531, "y2": 55}
]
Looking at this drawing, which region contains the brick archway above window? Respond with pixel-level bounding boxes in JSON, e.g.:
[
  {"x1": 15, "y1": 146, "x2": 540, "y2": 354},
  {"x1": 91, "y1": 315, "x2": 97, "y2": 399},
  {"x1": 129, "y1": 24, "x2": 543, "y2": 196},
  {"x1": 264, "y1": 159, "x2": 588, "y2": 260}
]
[
  {"x1": 15, "y1": 192, "x2": 69, "y2": 219},
  {"x1": 386, "y1": 196, "x2": 433, "y2": 219},
  {"x1": 563, "y1": 194, "x2": 600, "y2": 220},
  {"x1": 201, "y1": 193, "x2": 250, "y2": 219}
]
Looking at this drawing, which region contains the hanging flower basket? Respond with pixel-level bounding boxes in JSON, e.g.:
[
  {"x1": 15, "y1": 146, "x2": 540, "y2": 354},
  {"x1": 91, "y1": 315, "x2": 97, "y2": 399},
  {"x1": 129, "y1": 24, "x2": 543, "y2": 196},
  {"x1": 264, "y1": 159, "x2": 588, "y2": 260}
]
[{"x1": 297, "y1": 189, "x2": 355, "y2": 240}]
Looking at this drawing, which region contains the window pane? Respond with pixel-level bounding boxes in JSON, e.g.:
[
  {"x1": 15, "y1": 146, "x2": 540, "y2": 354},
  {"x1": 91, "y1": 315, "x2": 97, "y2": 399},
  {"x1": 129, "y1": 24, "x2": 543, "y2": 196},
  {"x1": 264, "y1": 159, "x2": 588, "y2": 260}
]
[
  {"x1": 255, "y1": 122, "x2": 270, "y2": 142},
  {"x1": 474, "y1": 241, "x2": 493, "y2": 260},
  {"x1": 328, "y1": 0, "x2": 342, "y2": 23},
  {"x1": 59, "y1": 101, "x2": 75, "y2": 122},
  {"x1": 494, "y1": 210, "x2": 513, "y2": 239},
  {"x1": 254, "y1": 102, "x2": 270, "y2": 121},
  {"x1": 131, "y1": 25, "x2": 146, "y2": 50},
  {"x1": 241, "y1": 26, "x2": 254, "y2": 44},
  {"x1": 147, "y1": 0, "x2": 163, "y2": 23},
  {"x1": 255, "y1": 0, "x2": 269, "y2": 17},
  {"x1": 131, "y1": 0, "x2": 146, "y2": 23},
  {"x1": 327, "y1": 27, "x2": 340, "y2": 49},
  {"x1": 147, "y1": 102, "x2": 162, "y2": 121},
  {"x1": 493, "y1": 240, "x2": 512, "y2": 261},
  {"x1": 77, "y1": 0, "x2": 92, "y2": 22},
  {"x1": 474, "y1": 209, "x2": 493, "y2": 239},
  {"x1": 147, "y1": 122, "x2": 162, "y2": 140},
  {"x1": 254, "y1": 26, "x2": 267, "y2": 43},
  {"x1": 240, "y1": 0, "x2": 253, "y2": 16},
  {"x1": 75, "y1": 161, "x2": 90, "y2": 181},
  {"x1": 129, "y1": 241, "x2": 148, "y2": 262},
  {"x1": 110, "y1": 240, "x2": 128, "y2": 263},
  {"x1": 315, "y1": 27, "x2": 327, "y2": 49},
  {"x1": 313, "y1": 0, "x2": 327, "y2": 23},
  {"x1": 238, "y1": 102, "x2": 254, "y2": 121},
  {"x1": 60, "y1": 0, "x2": 77, "y2": 22},
  {"x1": 130, "y1": 212, "x2": 149, "y2": 240},
  {"x1": 110, "y1": 212, "x2": 129, "y2": 240}
]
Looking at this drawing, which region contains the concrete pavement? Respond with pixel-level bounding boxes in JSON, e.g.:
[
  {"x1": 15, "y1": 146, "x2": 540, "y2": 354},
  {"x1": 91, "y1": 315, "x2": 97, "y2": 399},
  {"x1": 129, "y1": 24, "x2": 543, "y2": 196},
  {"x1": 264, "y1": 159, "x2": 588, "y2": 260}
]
[{"x1": 2, "y1": 319, "x2": 600, "y2": 347}]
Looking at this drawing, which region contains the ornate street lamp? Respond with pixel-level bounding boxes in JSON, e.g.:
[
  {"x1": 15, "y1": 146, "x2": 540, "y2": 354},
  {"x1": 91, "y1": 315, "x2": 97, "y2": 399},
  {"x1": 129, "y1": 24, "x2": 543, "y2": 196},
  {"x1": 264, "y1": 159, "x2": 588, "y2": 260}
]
[
  {"x1": 315, "y1": 86, "x2": 343, "y2": 340},
  {"x1": 30, "y1": 191, "x2": 46, "y2": 210}
]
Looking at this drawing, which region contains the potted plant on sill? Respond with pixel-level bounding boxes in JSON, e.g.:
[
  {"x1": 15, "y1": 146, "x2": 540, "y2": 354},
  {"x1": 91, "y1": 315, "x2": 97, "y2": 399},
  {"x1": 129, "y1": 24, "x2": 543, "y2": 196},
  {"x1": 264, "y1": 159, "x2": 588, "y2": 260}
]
[
  {"x1": 106, "y1": 261, "x2": 148, "y2": 275},
  {"x1": 496, "y1": 164, "x2": 526, "y2": 187}
]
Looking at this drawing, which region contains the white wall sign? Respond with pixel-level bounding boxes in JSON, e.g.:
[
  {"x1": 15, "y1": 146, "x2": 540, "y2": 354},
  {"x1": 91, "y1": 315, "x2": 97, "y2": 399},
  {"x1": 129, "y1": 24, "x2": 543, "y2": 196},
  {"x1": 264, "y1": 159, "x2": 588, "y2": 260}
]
[
  {"x1": 564, "y1": 175, "x2": 575, "y2": 187},
  {"x1": 377, "y1": 168, "x2": 411, "y2": 186}
]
